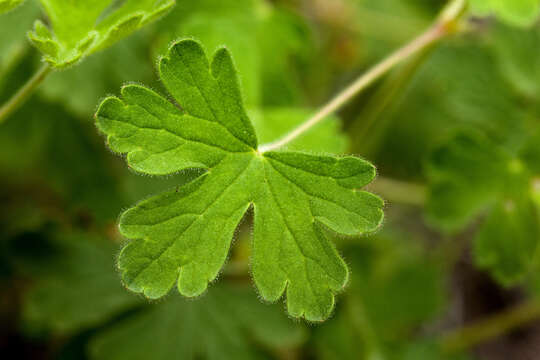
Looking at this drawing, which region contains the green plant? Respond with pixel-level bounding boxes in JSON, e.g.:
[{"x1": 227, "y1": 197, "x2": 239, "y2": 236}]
[{"x1": 3, "y1": 0, "x2": 540, "y2": 358}]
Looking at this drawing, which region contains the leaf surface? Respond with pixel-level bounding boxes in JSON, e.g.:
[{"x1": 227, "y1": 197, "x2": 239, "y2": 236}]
[
  {"x1": 469, "y1": 0, "x2": 540, "y2": 27},
  {"x1": 89, "y1": 285, "x2": 306, "y2": 360},
  {"x1": 22, "y1": 232, "x2": 140, "y2": 333},
  {"x1": 313, "y1": 232, "x2": 446, "y2": 359},
  {"x1": 426, "y1": 130, "x2": 540, "y2": 284},
  {"x1": 0, "y1": 0, "x2": 23, "y2": 14},
  {"x1": 28, "y1": 0, "x2": 175, "y2": 67},
  {"x1": 156, "y1": 0, "x2": 312, "y2": 107},
  {"x1": 96, "y1": 39, "x2": 384, "y2": 321}
]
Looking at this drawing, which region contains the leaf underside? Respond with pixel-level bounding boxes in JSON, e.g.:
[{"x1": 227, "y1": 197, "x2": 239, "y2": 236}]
[{"x1": 96, "y1": 39, "x2": 384, "y2": 321}]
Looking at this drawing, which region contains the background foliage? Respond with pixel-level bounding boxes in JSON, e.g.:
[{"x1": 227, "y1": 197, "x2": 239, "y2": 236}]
[{"x1": 2, "y1": 0, "x2": 540, "y2": 359}]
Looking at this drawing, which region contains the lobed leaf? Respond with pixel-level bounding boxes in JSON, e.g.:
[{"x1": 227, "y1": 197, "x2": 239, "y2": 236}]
[
  {"x1": 96, "y1": 39, "x2": 384, "y2": 321},
  {"x1": 28, "y1": 0, "x2": 175, "y2": 68}
]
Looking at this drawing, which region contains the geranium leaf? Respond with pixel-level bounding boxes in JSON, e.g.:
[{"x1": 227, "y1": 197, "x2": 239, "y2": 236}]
[
  {"x1": 95, "y1": 39, "x2": 384, "y2": 321},
  {"x1": 28, "y1": 0, "x2": 175, "y2": 68}
]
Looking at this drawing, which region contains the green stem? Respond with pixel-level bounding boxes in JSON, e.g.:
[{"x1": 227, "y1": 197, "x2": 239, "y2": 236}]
[
  {"x1": 441, "y1": 298, "x2": 540, "y2": 354},
  {"x1": 258, "y1": 0, "x2": 466, "y2": 153},
  {"x1": 0, "y1": 63, "x2": 52, "y2": 124}
]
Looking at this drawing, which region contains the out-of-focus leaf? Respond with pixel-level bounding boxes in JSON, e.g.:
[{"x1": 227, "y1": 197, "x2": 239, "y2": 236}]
[
  {"x1": 426, "y1": 130, "x2": 540, "y2": 284},
  {"x1": 251, "y1": 108, "x2": 348, "y2": 153},
  {"x1": 488, "y1": 23, "x2": 540, "y2": 103},
  {"x1": 28, "y1": 0, "x2": 175, "y2": 67},
  {"x1": 256, "y1": 8, "x2": 312, "y2": 107},
  {"x1": 89, "y1": 285, "x2": 306, "y2": 360},
  {"x1": 396, "y1": 340, "x2": 472, "y2": 360},
  {"x1": 425, "y1": 131, "x2": 512, "y2": 231},
  {"x1": 22, "y1": 232, "x2": 140, "y2": 334},
  {"x1": 40, "y1": 31, "x2": 154, "y2": 117},
  {"x1": 157, "y1": 0, "x2": 311, "y2": 107},
  {"x1": 372, "y1": 42, "x2": 527, "y2": 180},
  {"x1": 474, "y1": 196, "x2": 540, "y2": 285},
  {"x1": 469, "y1": 0, "x2": 540, "y2": 27},
  {"x1": 0, "y1": 0, "x2": 23, "y2": 14},
  {"x1": 0, "y1": 0, "x2": 40, "y2": 79},
  {"x1": 0, "y1": 99, "x2": 123, "y2": 223},
  {"x1": 314, "y1": 232, "x2": 445, "y2": 359}
]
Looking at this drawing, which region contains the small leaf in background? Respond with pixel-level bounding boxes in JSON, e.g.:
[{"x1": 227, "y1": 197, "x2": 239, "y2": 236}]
[
  {"x1": 368, "y1": 41, "x2": 527, "y2": 180},
  {"x1": 28, "y1": 0, "x2": 175, "y2": 67},
  {"x1": 95, "y1": 39, "x2": 383, "y2": 321},
  {"x1": 22, "y1": 232, "x2": 140, "y2": 334},
  {"x1": 488, "y1": 23, "x2": 540, "y2": 103},
  {"x1": 469, "y1": 0, "x2": 540, "y2": 27},
  {"x1": 89, "y1": 285, "x2": 306, "y2": 360},
  {"x1": 426, "y1": 130, "x2": 540, "y2": 285},
  {"x1": 425, "y1": 131, "x2": 512, "y2": 231},
  {"x1": 39, "y1": 31, "x2": 155, "y2": 117},
  {"x1": 0, "y1": 98, "x2": 124, "y2": 223},
  {"x1": 474, "y1": 197, "x2": 540, "y2": 286},
  {"x1": 0, "y1": 0, "x2": 23, "y2": 14}
]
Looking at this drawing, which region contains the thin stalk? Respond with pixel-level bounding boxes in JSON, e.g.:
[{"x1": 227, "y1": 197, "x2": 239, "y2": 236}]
[
  {"x1": 441, "y1": 298, "x2": 540, "y2": 354},
  {"x1": 0, "y1": 63, "x2": 52, "y2": 124},
  {"x1": 258, "y1": 0, "x2": 466, "y2": 153}
]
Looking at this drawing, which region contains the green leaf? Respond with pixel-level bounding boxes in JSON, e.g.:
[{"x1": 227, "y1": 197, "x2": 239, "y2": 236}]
[
  {"x1": 89, "y1": 285, "x2": 306, "y2": 360},
  {"x1": 0, "y1": 98, "x2": 123, "y2": 223},
  {"x1": 425, "y1": 131, "x2": 512, "y2": 231},
  {"x1": 95, "y1": 39, "x2": 384, "y2": 321},
  {"x1": 426, "y1": 130, "x2": 540, "y2": 284},
  {"x1": 0, "y1": 0, "x2": 23, "y2": 14},
  {"x1": 40, "y1": 31, "x2": 154, "y2": 116},
  {"x1": 28, "y1": 0, "x2": 175, "y2": 68},
  {"x1": 469, "y1": 0, "x2": 540, "y2": 27},
  {"x1": 488, "y1": 23, "x2": 540, "y2": 102},
  {"x1": 371, "y1": 43, "x2": 526, "y2": 180},
  {"x1": 314, "y1": 233, "x2": 446, "y2": 359},
  {"x1": 0, "y1": 0, "x2": 40, "y2": 78},
  {"x1": 22, "y1": 232, "x2": 140, "y2": 334},
  {"x1": 156, "y1": 0, "x2": 312, "y2": 108},
  {"x1": 473, "y1": 196, "x2": 540, "y2": 285}
]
